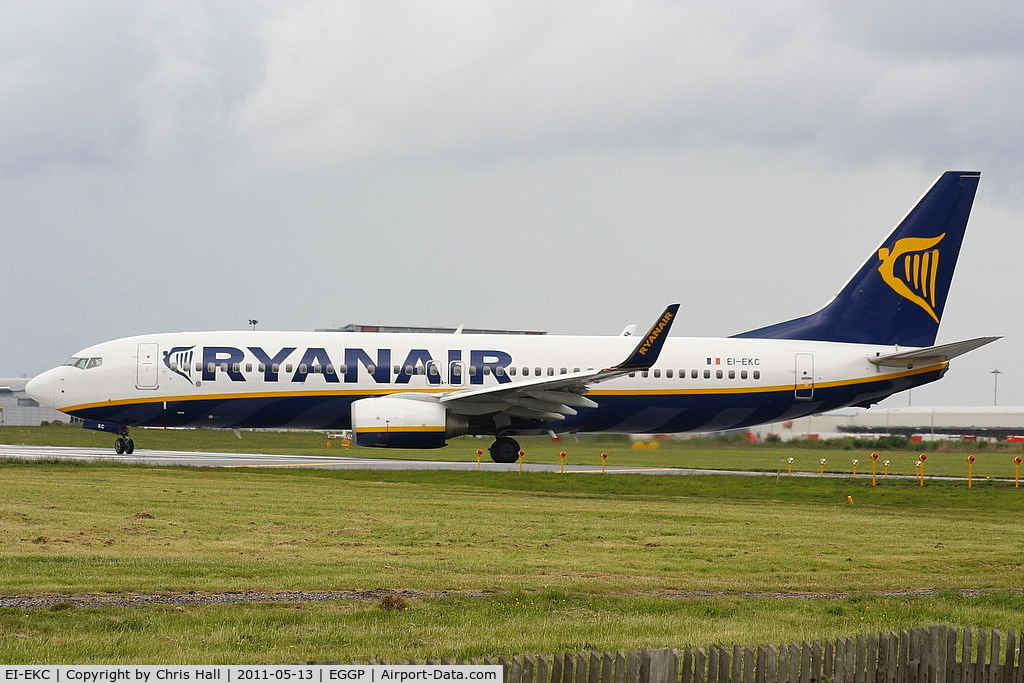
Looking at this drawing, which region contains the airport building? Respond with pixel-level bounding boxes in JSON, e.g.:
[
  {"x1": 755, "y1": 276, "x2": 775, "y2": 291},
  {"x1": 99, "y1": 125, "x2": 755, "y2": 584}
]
[
  {"x1": 0, "y1": 379, "x2": 68, "y2": 426},
  {"x1": 749, "y1": 406, "x2": 1024, "y2": 443},
  {"x1": 316, "y1": 324, "x2": 546, "y2": 335}
]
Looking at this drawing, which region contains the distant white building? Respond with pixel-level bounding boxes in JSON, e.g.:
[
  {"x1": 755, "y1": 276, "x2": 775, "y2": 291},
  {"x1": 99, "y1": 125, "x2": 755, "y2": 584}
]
[
  {"x1": 0, "y1": 379, "x2": 69, "y2": 426},
  {"x1": 750, "y1": 406, "x2": 1024, "y2": 442}
]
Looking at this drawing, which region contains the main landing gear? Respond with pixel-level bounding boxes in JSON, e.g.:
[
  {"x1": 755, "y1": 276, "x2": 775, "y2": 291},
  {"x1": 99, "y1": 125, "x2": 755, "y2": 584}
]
[
  {"x1": 488, "y1": 436, "x2": 521, "y2": 463},
  {"x1": 114, "y1": 433, "x2": 135, "y2": 455}
]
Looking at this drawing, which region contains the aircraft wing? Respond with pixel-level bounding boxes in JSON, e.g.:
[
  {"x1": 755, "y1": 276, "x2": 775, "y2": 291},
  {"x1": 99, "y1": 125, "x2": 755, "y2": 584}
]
[
  {"x1": 868, "y1": 336, "x2": 1000, "y2": 368},
  {"x1": 439, "y1": 304, "x2": 679, "y2": 421}
]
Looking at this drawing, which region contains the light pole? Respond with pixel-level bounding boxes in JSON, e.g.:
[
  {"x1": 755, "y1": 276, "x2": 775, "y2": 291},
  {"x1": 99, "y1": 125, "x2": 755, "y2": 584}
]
[
  {"x1": 249, "y1": 319, "x2": 259, "y2": 331},
  {"x1": 991, "y1": 369, "x2": 1002, "y2": 406}
]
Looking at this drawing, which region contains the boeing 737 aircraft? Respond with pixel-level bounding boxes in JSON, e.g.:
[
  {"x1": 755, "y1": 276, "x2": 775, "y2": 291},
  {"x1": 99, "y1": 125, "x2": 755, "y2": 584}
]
[{"x1": 27, "y1": 171, "x2": 998, "y2": 462}]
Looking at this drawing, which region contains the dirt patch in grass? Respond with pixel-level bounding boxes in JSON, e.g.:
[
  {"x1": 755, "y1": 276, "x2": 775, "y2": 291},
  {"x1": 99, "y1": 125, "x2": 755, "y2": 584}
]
[
  {"x1": 0, "y1": 589, "x2": 488, "y2": 610},
  {"x1": 4, "y1": 587, "x2": 1022, "y2": 610}
]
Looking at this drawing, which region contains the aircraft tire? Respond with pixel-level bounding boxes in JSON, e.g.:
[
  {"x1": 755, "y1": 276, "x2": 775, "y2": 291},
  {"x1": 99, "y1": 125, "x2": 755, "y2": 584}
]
[
  {"x1": 114, "y1": 437, "x2": 126, "y2": 454},
  {"x1": 124, "y1": 438, "x2": 135, "y2": 455},
  {"x1": 489, "y1": 436, "x2": 521, "y2": 463}
]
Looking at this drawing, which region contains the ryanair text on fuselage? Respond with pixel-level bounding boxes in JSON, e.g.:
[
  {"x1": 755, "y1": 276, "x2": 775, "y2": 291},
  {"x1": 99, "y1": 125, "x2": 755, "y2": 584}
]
[{"x1": 165, "y1": 345, "x2": 515, "y2": 385}]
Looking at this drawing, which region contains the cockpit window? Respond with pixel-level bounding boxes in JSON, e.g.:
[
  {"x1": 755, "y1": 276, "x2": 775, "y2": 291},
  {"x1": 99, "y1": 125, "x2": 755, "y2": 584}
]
[{"x1": 64, "y1": 357, "x2": 102, "y2": 370}]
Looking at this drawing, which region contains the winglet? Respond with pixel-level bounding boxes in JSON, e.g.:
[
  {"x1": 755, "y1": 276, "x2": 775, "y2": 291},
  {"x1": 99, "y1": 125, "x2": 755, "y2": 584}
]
[{"x1": 614, "y1": 304, "x2": 680, "y2": 370}]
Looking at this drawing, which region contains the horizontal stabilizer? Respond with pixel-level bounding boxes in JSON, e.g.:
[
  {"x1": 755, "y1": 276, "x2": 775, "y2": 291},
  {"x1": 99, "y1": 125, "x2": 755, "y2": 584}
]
[{"x1": 869, "y1": 337, "x2": 1000, "y2": 367}]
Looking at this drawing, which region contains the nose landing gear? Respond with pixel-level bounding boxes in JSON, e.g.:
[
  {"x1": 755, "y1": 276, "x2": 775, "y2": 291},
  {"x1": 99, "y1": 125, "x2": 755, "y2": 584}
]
[{"x1": 81, "y1": 420, "x2": 135, "y2": 454}]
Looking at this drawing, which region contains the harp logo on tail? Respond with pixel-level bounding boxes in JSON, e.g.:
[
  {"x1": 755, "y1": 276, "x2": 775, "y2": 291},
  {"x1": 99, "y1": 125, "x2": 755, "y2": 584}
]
[{"x1": 876, "y1": 233, "x2": 946, "y2": 323}]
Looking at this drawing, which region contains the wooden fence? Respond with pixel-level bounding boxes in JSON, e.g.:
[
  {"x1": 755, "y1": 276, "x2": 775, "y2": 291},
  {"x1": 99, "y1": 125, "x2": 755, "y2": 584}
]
[{"x1": 497, "y1": 626, "x2": 1023, "y2": 683}]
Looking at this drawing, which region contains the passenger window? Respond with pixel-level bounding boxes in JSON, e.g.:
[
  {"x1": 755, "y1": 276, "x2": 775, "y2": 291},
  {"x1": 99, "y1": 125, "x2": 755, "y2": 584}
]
[
  {"x1": 716, "y1": 370, "x2": 723, "y2": 379},
  {"x1": 560, "y1": 367, "x2": 567, "y2": 375},
  {"x1": 666, "y1": 369, "x2": 673, "y2": 378},
  {"x1": 654, "y1": 369, "x2": 661, "y2": 378},
  {"x1": 509, "y1": 367, "x2": 517, "y2": 377},
  {"x1": 741, "y1": 370, "x2": 748, "y2": 379},
  {"x1": 245, "y1": 363, "x2": 253, "y2": 373},
  {"x1": 728, "y1": 370, "x2": 735, "y2": 379},
  {"x1": 691, "y1": 370, "x2": 698, "y2": 379},
  {"x1": 753, "y1": 370, "x2": 761, "y2": 380},
  {"x1": 703, "y1": 370, "x2": 710, "y2": 379}
]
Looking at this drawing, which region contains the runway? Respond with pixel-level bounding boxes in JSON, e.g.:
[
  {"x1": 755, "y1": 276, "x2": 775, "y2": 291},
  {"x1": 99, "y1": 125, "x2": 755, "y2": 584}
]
[{"x1": 0, "y1": 443, "x2": 709, "y2": 475}]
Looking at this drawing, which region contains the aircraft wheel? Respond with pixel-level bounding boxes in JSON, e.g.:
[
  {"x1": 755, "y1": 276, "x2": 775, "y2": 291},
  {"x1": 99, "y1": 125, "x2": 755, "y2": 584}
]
[
  {"x1": 114, "y1": 437, "x2": 126, "y2": 454},
  {"x1": 124, "y1": 438, "x2": 135, "y2": 455},
  {"x1": 489, "y1": 436, "x2": 521, "y2": 463}
]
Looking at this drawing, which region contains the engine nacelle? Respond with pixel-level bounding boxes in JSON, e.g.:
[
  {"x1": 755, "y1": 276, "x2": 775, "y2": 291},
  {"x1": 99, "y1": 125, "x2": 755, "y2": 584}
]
[{"x1": 351, "y1": 396, "x2": 467, "y2": 449}]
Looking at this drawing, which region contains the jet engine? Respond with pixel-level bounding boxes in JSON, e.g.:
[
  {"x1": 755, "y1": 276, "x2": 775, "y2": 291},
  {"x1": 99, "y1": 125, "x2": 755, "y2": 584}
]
[{"x1": 351, "y1": 395, "x2": 468, "y2": 449}]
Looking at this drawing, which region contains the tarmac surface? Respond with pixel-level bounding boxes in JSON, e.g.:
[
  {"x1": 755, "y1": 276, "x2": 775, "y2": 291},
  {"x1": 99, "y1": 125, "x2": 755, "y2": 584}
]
[{"x1": 0, "y1": 443, "x2": 720, "y2": 475}]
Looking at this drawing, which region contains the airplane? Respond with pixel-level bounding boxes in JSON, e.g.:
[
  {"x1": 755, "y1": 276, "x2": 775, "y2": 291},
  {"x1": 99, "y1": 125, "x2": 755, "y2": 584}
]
[{"x1": 26, "y1": 171, "x2": 998, "y2": 462}]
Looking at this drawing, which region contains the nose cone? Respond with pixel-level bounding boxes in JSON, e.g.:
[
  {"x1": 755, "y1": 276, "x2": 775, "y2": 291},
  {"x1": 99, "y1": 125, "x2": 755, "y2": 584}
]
[{"x1": 25, "y1": 370, "x2": 57, "y2": 408}]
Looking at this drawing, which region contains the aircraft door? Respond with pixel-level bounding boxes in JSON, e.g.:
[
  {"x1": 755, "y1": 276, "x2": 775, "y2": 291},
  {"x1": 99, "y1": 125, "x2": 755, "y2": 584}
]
[
  {"x1": 137, "y1": 343, "x2": 159, "y2": 390},
  {"x1": 795, "y1": 353, "x2": 814, "y2": 399}
]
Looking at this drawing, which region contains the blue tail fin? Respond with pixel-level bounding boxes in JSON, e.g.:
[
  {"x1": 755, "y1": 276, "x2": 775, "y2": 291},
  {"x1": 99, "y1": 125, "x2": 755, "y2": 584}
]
[{"x1": 733, "y1": 171, "x2": 981, "y2": 347}]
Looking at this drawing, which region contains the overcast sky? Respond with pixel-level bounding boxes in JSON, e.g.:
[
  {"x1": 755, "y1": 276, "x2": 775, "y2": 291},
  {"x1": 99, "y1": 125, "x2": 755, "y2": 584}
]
[{"x1": 3, "y1": 1, "x2": 1023, "y2": 408}]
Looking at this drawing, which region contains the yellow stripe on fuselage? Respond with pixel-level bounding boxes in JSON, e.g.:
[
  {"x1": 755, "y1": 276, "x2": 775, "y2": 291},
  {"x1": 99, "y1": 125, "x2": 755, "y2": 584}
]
[
  {"x1": 61, "y1": 387, "x2": 442, "y2": 414},
  {"x1": 354, "y1": 426, "x2": 446, "y2": 434}
]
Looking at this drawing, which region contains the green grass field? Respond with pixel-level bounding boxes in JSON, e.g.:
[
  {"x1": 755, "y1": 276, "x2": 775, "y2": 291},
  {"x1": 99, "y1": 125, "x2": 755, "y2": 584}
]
[
  {"x1": 2, "y1": 425, "x2": 1024, "y2": 663},
  {"x1": 5, "y1": 423, "x2": 1024, "y2": 478}
]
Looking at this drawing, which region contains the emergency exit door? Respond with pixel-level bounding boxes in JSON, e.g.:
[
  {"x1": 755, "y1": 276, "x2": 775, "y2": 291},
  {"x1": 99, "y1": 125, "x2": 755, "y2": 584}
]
[{"x1": 795, "y1": 353, "x2": 814, "y2": 399}]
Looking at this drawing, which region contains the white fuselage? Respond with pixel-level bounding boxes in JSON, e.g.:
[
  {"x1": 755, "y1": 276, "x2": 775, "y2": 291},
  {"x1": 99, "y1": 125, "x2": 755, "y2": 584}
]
[{"x1": 26, "y1": 330, "x2": 943, "y2": 436}]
